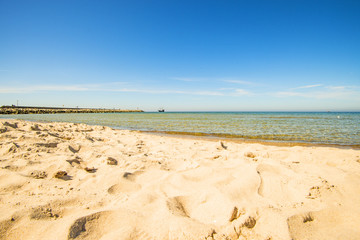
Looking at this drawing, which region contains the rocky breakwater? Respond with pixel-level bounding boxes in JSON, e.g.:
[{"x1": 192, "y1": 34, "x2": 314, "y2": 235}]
[{"x1": 0, "y1": 106, "x2": 143, "y2": 114}]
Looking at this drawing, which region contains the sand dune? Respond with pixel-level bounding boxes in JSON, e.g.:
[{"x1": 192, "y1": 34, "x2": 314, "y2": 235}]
[{"x1": 1, "y1": 119, "x2": 360, "y2": 240}]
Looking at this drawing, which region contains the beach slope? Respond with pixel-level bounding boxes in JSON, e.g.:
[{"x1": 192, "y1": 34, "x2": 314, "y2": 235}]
[{"x1": 0, "y1": 119, "x2": 360, "y2": 240}]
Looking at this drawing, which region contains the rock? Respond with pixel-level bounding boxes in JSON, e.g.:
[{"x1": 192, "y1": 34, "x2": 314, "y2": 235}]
[
  {"x1": 84, "y1": 167, "x2": 97, "y2": 173},
  {"x1": 54, "y1": 171, "x2": 67, "y2": 179},
  {"x1": 243, "y1": 216, "x2": 256, "y2": 228},
  {"x1": 244, "y1": 152, "x2": 256, "y2": 158},
  {"x1": 107, "y1": 157, "x2": 118, "y2": 165}
]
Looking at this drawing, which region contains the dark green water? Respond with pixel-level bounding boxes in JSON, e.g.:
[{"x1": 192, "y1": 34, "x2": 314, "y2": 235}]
[{"x1": 1, "y1": 112, "x2": 360, "y2": 146}]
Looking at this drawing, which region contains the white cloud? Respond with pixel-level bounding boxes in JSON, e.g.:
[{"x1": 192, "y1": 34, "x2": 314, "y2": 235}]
[
  {"x1": 171, "y1": 77, "x2": 204, "y2": 82},
  {"x1": 223, "y1": 80, "x2": 254, "y2": 85},
  {"x1": 189, "y1": 91, "x2": 223, "y2": 96},
  {"x1": 172, "y1": 77, "x2": 259, "y2": 86},
  {"x1": 0, "y1": 83, "x2": 224, "y2": 96},
  {"x1": 0, "y1": 85, "x2": 90, "y2": 93},
  {"x1": 275, "y1": 85, "x2": 360, "y2": 99},
  {"x1": 291, "y1": 84, "x2": 322, "y2": 90},
  {"x1": 219, "y1": 87, "x2": 235, "y2": 91},
  {"x1": 234, "y1": 89, "x2": 251, "y2": 96},
  {"x1": 326, "y1": 86, "x2": 346, "y2": 90},
  {"x1": 111, "y1": 88, "x2": 223, "y2": 96},
  {"x1": 276, "y1": 91, "x2": 303, "y2": 97},
  {"x1": 0, "y1": 82, "x2": 129, "y2": 94}
]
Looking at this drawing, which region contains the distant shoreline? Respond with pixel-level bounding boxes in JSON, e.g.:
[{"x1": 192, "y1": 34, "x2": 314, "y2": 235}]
[{"x1": 0, "y1": 106, "x2": 143, "y2": 114}]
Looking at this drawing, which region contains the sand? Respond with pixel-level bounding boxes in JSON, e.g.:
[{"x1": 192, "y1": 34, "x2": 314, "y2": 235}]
[{"x1": 0, "y1": 119, "x2": 360, "y2": 240}]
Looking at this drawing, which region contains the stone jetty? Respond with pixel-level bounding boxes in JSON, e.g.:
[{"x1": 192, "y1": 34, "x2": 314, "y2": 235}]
[{"x1": 0, "y1": 106, "x2": 143, "y2": 114}]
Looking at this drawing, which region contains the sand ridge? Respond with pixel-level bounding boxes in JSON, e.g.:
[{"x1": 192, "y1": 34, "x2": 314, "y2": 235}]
[{"x1": 0, "y1": 119, "x2": 360, "y2": 240}]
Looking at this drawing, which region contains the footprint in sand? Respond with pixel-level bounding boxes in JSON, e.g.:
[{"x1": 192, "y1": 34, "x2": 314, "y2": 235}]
[
  {"x1": 122, "y1": 171, "x2": 144, "y2": 181},
  {"x1": 166, "y1": 196, "x2": 189, "y2": 218},
  {"x1": 107, "y1": 180, "x2": 141, "y2": 194},
  {"x1": 256, "y1": 163, "x2": 305, "y2": 203},
  {"x1": 0, "y1": 216, "x2": 20, "y2": 239},
  {"x1": 67, "y1": 210, "x2": 150, "y2": 240},
  {"x1": 288, "y1": 207, "x2": 360, "y2": 240},
  {"x1": 68, "y1": 211, "x2": 111, "y2": 239},
  {"x1": 107, "y1": 171, "x2": 143, "y2": 194}
]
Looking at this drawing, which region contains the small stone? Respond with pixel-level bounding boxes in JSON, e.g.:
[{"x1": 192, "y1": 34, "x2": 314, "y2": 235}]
[
  {"x1": 84, "y1": 167, "x2": 97, "y2": 173},
  {"x1": 243, "y1": 216, "x2": 256, "y2": 228},
  {"x1": 54, "y1": 171, "x2": 67, "y2": 179},
  {"x1": 107, "y1": 157, "x2": 118, "y2": 165},
  {"x1": 244, "y1": 152, "x2": 256, "y2": 158}
]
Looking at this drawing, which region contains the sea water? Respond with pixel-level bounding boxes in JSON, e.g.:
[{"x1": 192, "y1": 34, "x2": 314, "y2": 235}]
[{"x1": 2, "y1": 112, "x2": 360, "y2": 146}]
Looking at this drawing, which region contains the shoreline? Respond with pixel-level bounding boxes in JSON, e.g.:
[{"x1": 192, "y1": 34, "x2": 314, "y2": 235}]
[
  {"x1": 1, "y1": 116, "x2": 359, "y2": 149},
  {"x1": 1, "y1": 118, "x2": 360, "y2": 239},
  {"x1": 143, "y1": 130, "x2": 360, "y2": 150}
]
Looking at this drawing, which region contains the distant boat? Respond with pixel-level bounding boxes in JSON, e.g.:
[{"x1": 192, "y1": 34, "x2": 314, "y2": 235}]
[{"x1": 158, "y1": 108, "x2": 165, "y2": 112}]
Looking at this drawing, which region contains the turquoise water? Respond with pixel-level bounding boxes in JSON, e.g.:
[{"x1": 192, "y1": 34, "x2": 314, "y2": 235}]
[{"x1": 1, "y1": 112, "x2": 360, "y2": 146}]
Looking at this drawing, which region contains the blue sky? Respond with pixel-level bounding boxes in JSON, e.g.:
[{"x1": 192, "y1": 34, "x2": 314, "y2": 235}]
[{"x1": 1, "y1": 0, "x2": 359, "y2": 111}]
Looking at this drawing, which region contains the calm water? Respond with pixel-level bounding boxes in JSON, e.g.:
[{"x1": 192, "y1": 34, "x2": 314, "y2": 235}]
[{"x1": 1, "y1": 112, "x2": 360, "y2": 146}]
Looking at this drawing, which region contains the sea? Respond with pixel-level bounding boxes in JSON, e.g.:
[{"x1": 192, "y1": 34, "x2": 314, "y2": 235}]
[{"x1": 1, "y1": 112, "x2": 360, "y2": 147}]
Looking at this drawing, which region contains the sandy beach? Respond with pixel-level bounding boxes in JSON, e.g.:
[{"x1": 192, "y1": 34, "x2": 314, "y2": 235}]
[{"x1": 1, "y1": 119, "x2": 360, "y2": 240}]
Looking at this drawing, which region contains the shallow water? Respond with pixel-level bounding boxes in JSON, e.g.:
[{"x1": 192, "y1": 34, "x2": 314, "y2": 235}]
[{"x1": 2, "y1": 112, "x2": 360, "y2": 146}]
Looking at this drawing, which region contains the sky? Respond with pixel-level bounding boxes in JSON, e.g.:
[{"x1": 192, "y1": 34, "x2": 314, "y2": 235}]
[{"x1": 1, "y1": 0, "x2": 359, "y2": 111}]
